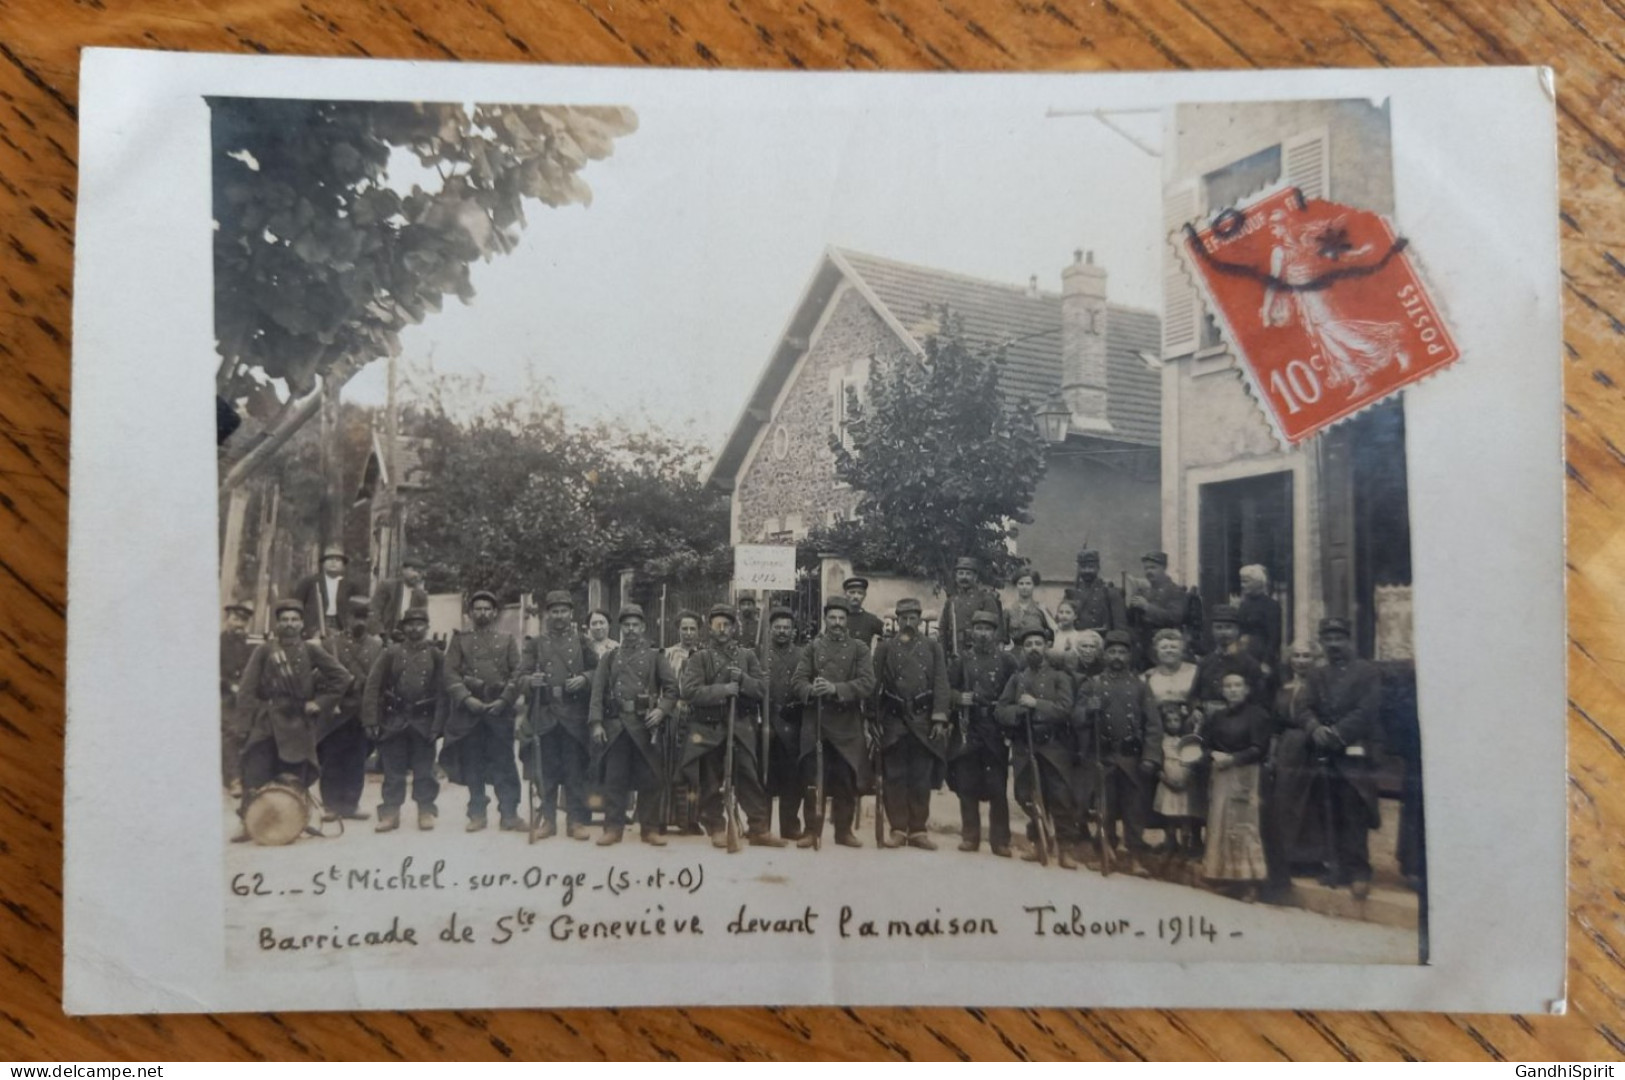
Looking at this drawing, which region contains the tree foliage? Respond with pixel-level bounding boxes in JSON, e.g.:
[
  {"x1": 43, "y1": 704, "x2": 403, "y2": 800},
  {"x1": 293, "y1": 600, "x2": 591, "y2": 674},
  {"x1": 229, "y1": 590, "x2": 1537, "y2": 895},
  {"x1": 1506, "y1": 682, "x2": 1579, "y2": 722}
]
[
  {"x1": 210, "y1": 98, "x2": 637, "y2": 419},
  {"x1": 817, "y1": 312, "x2": 1049, "y2": 586},
  {"x1": 402, "y1": 379, "x2": 730, "y2": 598}
]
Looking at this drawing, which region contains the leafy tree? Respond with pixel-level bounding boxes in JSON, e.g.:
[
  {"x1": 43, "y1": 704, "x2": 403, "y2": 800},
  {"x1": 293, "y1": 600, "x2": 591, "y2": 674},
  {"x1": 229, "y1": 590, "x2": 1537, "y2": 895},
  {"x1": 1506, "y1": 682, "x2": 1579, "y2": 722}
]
[
  {"x1": 211, "y1": 98, "x2": 637, "y2": 490},
  {"x1": 819, "y1": 312, "x2": 1049, "y2": 587}
]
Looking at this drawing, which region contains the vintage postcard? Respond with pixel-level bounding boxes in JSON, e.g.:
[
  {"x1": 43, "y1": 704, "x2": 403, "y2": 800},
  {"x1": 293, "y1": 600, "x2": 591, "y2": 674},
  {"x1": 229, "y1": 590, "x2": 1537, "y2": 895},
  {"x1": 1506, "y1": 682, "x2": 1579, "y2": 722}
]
[{"x1": 65, "y1": 52, "x2": 1564, "y2": 1013}]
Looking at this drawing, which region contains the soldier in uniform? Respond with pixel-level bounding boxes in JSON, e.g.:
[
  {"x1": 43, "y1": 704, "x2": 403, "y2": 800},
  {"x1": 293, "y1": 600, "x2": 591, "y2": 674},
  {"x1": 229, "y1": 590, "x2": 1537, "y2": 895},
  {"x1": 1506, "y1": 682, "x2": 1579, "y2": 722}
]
[
  {"x1": 949, "y1": 609, "x2": 1018, "y2": 856},
  {"x1": 662, "y1": 609, "x2": 705, "y2": 834},
  {"x1": 762, "y1": 606, "x2": 807, "y2": 841},
  {"x1": 938, "y1": 557, "x2": 1004, "y2": 656},
  {"x1": 791, "y1": 597, "x2": 876, "y2": 848},
  {"x1": 220, "y1": 600, "x2": 256, "y2": 795},
  {"x1": 996, "y1": 625, "x2": 1080, "y2": 869},
  {"x1": 736, "y1": 593, "x2": 763, "y2": 652},
  {"x1": 873, "y1": 597, "x2": 952, "y2": 849},
  {"x1": 1192, "y1": 605, "x2": 1267, "y2": 713},
  {"x1": 1079, "y1": 629, "x2": 1162, "y2": 875},
  {"x1": 589, "y1": 604, "x2": 678, "y2": 846},
  {"x1": 442, "y1": 590, "x2": 525, "y2": 833},
  {"x1": 1128, "y1": 552, "x2": 1187, "y2": 665},
  {"x1": 518, "y1": 590, "x2": 597, "y2": 841},
  {"x1": 363, "y1": 605, "x2": 445, "y2": 832},
  {"x1": 1063, "y1": 549, "x2": 1126, "y2": 636},
  {"x1": 369, "y1": 553, "x2": 429, "y2": 642},
  {"x1": 1301, "y1": 616, "x2": 1384, "y2": 899},
  {"x1": 231, "y1": 598, "x2": 352, "y2": 841},
  {"x1": 842, "y1": 577, "x2": 887, "y2": 648},
  {"x1": 678, "y1": 605, "x2": 786, "y2": 848},
  {"x1": 318, "y1": 596, "x2": 382, "y2": 822}
]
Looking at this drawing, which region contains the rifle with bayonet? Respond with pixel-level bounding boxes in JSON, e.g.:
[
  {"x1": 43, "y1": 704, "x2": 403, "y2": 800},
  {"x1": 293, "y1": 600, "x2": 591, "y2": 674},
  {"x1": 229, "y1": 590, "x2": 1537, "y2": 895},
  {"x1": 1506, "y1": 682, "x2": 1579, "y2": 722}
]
[
  {"x1": 1087, "y1": 679, "x2": 1116, "y2": 876},
  {"x1": 1022, "y1": 699, "x2": 1055, "y2": 867}
]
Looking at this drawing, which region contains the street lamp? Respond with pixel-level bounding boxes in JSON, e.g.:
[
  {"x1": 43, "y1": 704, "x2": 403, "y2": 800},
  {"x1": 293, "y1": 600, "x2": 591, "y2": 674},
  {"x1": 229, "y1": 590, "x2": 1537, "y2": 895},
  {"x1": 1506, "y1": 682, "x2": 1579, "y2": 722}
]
[{"x1": 1038, "y1": 398, "x2": 1071, "y2": 444}]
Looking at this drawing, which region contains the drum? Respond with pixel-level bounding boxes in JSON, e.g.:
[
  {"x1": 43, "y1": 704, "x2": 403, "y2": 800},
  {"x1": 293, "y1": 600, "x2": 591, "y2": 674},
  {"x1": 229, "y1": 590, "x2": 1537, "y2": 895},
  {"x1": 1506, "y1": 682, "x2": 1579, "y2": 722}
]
[{"x1": 242, "y1": 781, "x2": 312, "y2": 846}]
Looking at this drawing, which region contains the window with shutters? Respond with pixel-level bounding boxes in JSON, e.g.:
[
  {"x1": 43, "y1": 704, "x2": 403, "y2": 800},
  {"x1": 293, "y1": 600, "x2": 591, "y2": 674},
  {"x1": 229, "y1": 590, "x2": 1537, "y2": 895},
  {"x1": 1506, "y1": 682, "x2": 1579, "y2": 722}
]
[
  {"x1": 1162, "y1": 181, "x2": 1203, "y2": 360},
  {"x1": 830, "y1": 357, "x2": 870, "y2": 486}
]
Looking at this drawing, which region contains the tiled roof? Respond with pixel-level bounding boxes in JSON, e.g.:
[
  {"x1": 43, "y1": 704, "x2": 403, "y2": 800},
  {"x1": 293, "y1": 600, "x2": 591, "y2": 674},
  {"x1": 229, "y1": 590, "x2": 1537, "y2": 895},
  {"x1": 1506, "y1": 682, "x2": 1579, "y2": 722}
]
[{"x1": 835, "y1": 249, "x2": 1161, "y2": 446}]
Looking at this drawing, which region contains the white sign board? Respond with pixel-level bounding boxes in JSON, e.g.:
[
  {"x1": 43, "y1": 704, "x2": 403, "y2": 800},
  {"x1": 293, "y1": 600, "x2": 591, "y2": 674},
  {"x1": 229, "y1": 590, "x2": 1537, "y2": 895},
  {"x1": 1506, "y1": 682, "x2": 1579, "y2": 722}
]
[{"x1": 733, "y1": 543, "x2": 797, "y2": 591}]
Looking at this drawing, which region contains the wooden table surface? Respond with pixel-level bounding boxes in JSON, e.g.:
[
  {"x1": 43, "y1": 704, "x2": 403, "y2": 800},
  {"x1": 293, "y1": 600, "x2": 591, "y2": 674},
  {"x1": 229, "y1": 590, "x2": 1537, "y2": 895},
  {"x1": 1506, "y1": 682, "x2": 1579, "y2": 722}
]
[{"x1": 1, "y1": 0, "x2": 1622, "y2": 1062}]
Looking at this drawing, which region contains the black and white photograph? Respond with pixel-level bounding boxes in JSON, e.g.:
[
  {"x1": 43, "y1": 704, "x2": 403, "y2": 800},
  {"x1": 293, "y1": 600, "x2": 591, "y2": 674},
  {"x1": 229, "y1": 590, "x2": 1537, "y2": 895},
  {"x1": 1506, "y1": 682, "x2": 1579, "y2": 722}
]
[{"x1": 66, "y1": 53, "x2": 1565, "y2": 1013}]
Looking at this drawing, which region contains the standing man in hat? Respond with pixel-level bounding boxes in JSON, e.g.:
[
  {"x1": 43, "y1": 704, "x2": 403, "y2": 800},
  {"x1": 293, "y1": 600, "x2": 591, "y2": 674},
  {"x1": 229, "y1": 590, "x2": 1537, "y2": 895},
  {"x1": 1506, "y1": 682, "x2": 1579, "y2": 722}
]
[
  {"x1": 317, "y1": 596, "x2": 383, "y2": 822},
  {"x1": 1193, "y1": 605, "x2": 1266, "y2": 715},
  {"x1": 736, "y1": 594, "x2": 762, "y2": 652},
  {"x1": 842, "y1": 577, "x2": 886, "y2": 648},
  {"x1": 363, "y1": 604, "x2": 445, "y2": 832},
  {"x1": 1079, "y1": 629, "x2": 1163, "y2": 875},
  {"x1": 369, "y1": 554, "x2": 430, "y2": 642},
  {"x1": 231, "y1": 598, "x2": 352, "y2": 841},
  {"x1": 1300, "y1": 617, "x2": 1384, "y2": 899},
  {"x1": 791, "y1": 597, "x2": 876, "y2": 847},
  {"x1": 519, "y1": 590, "x2": 598, "y2": 841},
  {"x1": 678, "y1": 605, "x2": 785, "y2": 848},
  {"x1": 939, "y1": 557, "x2": 1004, "y2": 656},
  {"x1": 762, "y1": 606, "x2": 808, "y2": 841},
  {"x1": 1064, "y1": 550, "x2": 1127, "y2": 637},
  {"x1": 873, "y1": 597, "x2": 952, "y2": 848},
  {"x1": 220, "y1": 600, "x2": 256, "y2": 795},
  {"x1": 663, "y1": 609, "x2": 705, "y2": 834},
  {"x1": 292, "y1": 546, "x2": 361, "y2": 639},
  {"x1": 997, "y1": 625, "x2": 1080, "y2": 868},
  {"x1": 1129, "y1": 552, "x2": 1187, "y2": 664},
  {"x1": 589, "y1": 604, "x2": 678, "y2": 846},
  {"x1": 442, "y1": 590, "x2": 525, "y2": 833},
  {"x1": 950, "y1": 609, "x2": 1019, "y2": 857}
]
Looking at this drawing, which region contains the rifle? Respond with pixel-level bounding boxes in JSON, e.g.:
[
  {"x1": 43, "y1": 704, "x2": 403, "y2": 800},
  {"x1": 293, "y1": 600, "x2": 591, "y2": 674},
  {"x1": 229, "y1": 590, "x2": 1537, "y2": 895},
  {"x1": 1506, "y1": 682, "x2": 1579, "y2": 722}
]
[
  {"x1": 723, "y1": 691, "x2": 742, "y2": 853},
  {"x1": 758, "y1": 595, "x2": 772, "y2": 799},
  {"x1": 1022, "y1": 702, "x2": 1055, "y2": 867},
  {"x1": 1090, "y1": 682, "x2": 1116, "y2": 877},
  {"x1": 812, "y1": 693, "x2": 825, "y2": 851},
  {"x1": 527, "y1": 676, "x2": 545, "y2": 844},
  {"x1": 871, "y1": 676, "x2": 886, "y2": 847}
]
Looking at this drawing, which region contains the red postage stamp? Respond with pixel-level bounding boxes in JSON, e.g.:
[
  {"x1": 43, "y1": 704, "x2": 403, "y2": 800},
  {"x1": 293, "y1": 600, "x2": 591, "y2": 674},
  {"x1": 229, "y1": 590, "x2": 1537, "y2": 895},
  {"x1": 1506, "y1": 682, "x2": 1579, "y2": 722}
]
[{"x1": 1180, "y1": 186, "x2": 1460, "y2": 444}]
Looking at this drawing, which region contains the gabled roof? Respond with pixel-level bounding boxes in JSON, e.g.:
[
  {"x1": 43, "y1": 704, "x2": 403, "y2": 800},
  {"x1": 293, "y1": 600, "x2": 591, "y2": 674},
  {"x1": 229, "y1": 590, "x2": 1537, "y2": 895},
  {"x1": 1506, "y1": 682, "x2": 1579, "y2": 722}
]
[
  {"x1": 705, "y1": 247, "x2": 1162, "y2": 490},
  {"x1": 355, "y1": 430, "x2": 432, "y2": 504}
]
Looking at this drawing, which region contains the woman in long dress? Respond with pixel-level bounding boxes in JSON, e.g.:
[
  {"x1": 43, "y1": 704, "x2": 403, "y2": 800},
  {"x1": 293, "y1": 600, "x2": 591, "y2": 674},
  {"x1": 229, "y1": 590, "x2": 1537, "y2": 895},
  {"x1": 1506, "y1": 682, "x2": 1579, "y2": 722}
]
[
  {"x1": 1260, "y1": 210, "x2": 1410, "y2": 397},
  {"x1": 1144, "y1": 628, "x2": 1202, "y2": 859},
  {"x1": 1202, "y1": 669, "x2": 1272, "y2": 900},
  {"x1": 1265, "y1": 640, "x2": 1325, "y2": 885}
]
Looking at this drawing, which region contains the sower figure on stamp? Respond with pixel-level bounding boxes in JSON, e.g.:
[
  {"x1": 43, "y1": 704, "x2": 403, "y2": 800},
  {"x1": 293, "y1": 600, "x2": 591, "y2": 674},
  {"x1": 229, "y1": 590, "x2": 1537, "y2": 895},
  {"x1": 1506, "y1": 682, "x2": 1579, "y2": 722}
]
[
  {"x1": 939, "y1": 557, "x2": 1004, "y2": 655},
  {"x1": 949, "y1": 609, "x2": 1019, "y2": 857},
  {"x1": 1063, "y1": 549, "x2": 1126, "y2": 637},
  {"x1": 678, "y1": 605, "x2": 786, "y2": 849},
  {"x1": 790, "y1": 597, "x2": 876, "y2": 849},
  {"x1": 318, "y1": 596, "x2": 383, "y2": 823},
  {"x1": 873, "y1": 597, "x2": 952, "y2": 849},
  {"x1": 519, "y1": 590, "x2": 597, "y2": 841},
  {"x1": 996, "y1": 626, "x2": 1079, "y2": 869},
  {"x1": 841, "y1": 577, "x2": 886, "y2": 649},
  {"x1": 588, "y1": 604, "x2": 678, "y2": 846},
  {"x1": 1129, "y1": 552, "x2": 1186, "y2": 666},
  {"x1": 220, "y1": 600, "x2": 255, "y2": 797},
  {"x1": 1301, "y1": 616, "x2": 1384, "y2": 899},
  {"x1": 363, "y1": 605, "x2": 446, "y2": 832},
  {"x1": 231, "y1": 598, "x2": 351, "y2": 842},
  {"x1": 442, "y1": 590, "x2": 525, "y2": 834},
  {"x1": 1079, "y1": 630, "x2": 1163, "y2": 876},
  {"x1": 762, "y1": 606, "x2": 808, "y2": 841}
]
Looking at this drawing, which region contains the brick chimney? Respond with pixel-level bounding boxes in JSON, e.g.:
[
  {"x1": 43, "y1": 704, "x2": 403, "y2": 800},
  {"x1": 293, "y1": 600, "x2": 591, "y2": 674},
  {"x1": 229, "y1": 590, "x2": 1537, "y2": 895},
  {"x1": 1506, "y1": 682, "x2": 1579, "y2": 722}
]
[{"x1": 1060, "y1": 248, "x2": 1112, "y2": 434}]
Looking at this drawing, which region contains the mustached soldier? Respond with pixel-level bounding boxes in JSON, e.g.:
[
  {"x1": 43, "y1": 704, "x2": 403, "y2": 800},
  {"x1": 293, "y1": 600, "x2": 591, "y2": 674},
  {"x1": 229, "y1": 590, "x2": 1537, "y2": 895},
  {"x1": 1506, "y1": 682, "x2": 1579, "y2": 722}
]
[
  {"x1": 1064, "y1": 549, "x2": 1127, "y2": 635},
  {"x1": 588, "y1": 604, "x2": 678, "y2": 846},
  {"x1": 938, "y1": 557, "x2": 1004, "y2": 654},
  {"x1": 519, "y1": 590, "x2": 598, "y2": 841},
  {"x1": 363, "y1": 605, "x2": 446, "y2": 832},
  {"x1": 762, "y1": 607, "x2": 808, "y2": 841},
  {"x1": 1079, "y1": 629, "x2": 1163, "y2": 875},
  {"x1": 873, "y1": 597, "x2": 952, "y2": 849},
  {"x1": 678, "y1": 605, "x2": 786, "y2": 848},
  {"x1": 790, "y1": 597, "x2": 876, "y2": 847},
  {"x1": 996, "y1": 626, "x2": 1080, "y2": 869},
  {"x1": 442, "y1": 590, "x2": 525, "y2": 833},
  {"x1": 949, "y1": 609, "x2": 1019, "y2": 857}
]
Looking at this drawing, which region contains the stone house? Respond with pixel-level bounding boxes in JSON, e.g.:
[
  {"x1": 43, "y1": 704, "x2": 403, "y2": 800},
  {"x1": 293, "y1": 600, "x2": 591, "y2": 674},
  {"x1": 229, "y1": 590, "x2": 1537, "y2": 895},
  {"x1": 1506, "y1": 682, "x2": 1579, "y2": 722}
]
[{"x1": 705, "y1": 247, "x2": 1163, "y2": 616}]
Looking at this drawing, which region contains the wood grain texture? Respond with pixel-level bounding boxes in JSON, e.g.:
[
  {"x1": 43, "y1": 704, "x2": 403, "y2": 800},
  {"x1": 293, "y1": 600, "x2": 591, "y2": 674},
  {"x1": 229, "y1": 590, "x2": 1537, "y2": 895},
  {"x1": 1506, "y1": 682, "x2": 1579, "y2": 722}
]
[{"x1": 0, "y1": 0, "x2": 1620, "y2": 1061}]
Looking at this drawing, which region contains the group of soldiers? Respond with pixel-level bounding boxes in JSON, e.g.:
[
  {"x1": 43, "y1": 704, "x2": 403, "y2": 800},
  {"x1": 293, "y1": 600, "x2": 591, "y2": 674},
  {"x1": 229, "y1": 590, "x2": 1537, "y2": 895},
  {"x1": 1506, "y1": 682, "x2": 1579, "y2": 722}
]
[{"x1": 220, "y1": 547, "x2": 1384, "y2": 901}]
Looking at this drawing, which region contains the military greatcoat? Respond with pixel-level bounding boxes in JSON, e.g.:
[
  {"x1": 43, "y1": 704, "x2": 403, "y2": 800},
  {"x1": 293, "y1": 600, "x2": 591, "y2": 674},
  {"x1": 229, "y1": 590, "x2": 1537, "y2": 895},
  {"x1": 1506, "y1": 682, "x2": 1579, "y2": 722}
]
[
  {"x1": 589, "y1": 639, "x2": 678, "y2": 772},
  {"x1": 235, "y1": 639, "x2": 352, "y2": 768},
  {"x1": 678, "y1": 641, "x2": 764, "y2": 767},
  {"x1": 441, "y1": 627, "x2": 523, "y2": 784},
  {"x1": 520, "y1": 629, "x2": 597, "y2": 745},
  {"x1": 872, "y1": 633, "x2": 952, "y2": 759},
  {"x1": 790, "y1": 633, "x2": 876, "y2": 783},
  {"x1": 762, "y1": 640, "x2": 806, "y2": 754},
  {"x1": 939, "y1": 587, "x2": 1004, "y2": 655},
  {"x1": 995, "y1": 663, "x2": 1077, "y2": 780},
  {"x1": 363, "y1": 639, "x2": 447, "y2": 739}
]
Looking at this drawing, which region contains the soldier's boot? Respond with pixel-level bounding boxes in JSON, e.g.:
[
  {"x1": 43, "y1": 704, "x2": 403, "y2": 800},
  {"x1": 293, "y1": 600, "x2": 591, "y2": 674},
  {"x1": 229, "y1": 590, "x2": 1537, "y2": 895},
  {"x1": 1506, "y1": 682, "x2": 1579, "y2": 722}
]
[
  {"x1": 597, "y1": 827, "x2": 624, "y2": 846},
  {"x1": 230, "y1": 821, "x2": 252, "y2": 844},
  {"x1": 884, "y1": 830, "x2": 907, "y2": 849},
  {"x1": 533, "y1": 819, "x2": 557, "y2": 840},
  {"x1": 1057, "y1": 848, "x2": 1079, "y2": 871},
  {"x1": 466, "y1": 815, "x2": 488, "y2": 833},
  {"x1": 990, "y1": 843, "x2": 1013, "y2": 858},
  {"x1": 710, "y1": 831, "x2": 729, "y2": 849},
  {"x1": 498, "y1": 814, "x2": 525, "y2": 832},
  {"x1": 375, "y1": 810, "x2": 400, "y2": 833},
  {"x1": 641, "y1": 829, "x2": 667, "y2": 847},
  {"x1": 748, "y1": 832, "x2": 788, "y2": 848},
  {"x1": 567, "y1": 822, "x2": 591, "y2": 841},
  {"x1": 796, "y1": 830, "x2": 820, "y2": 849},
  {"x1": 834, "y1": 830, "x2": 862, "y2": 849},
  {"x1": 418, "y1": 808, "x2": 437, "y2": 831},
  {"x1": 342, "y1": 810, "x2": 370, "y2": 822},
  {"x1": 907, "y1": 832, "x2": 938, "y2": 852},
  {"x1": 958, "y1": 833, "x2": 980, "y2": 853}
]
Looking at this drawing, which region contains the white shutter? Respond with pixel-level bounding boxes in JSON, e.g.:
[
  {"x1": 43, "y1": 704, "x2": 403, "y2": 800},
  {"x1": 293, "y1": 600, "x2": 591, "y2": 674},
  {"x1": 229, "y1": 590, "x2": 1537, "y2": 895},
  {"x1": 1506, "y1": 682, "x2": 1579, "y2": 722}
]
[
  {"x1": 828, "y1": 370, "x2": 845, "y2": 438},
  {"x1": 1283, "y1": 128, "x2": 1331, "y2": 203},
  {"x1": 1162, "y1": 180, "x2": 1203, "y2": 359}
]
